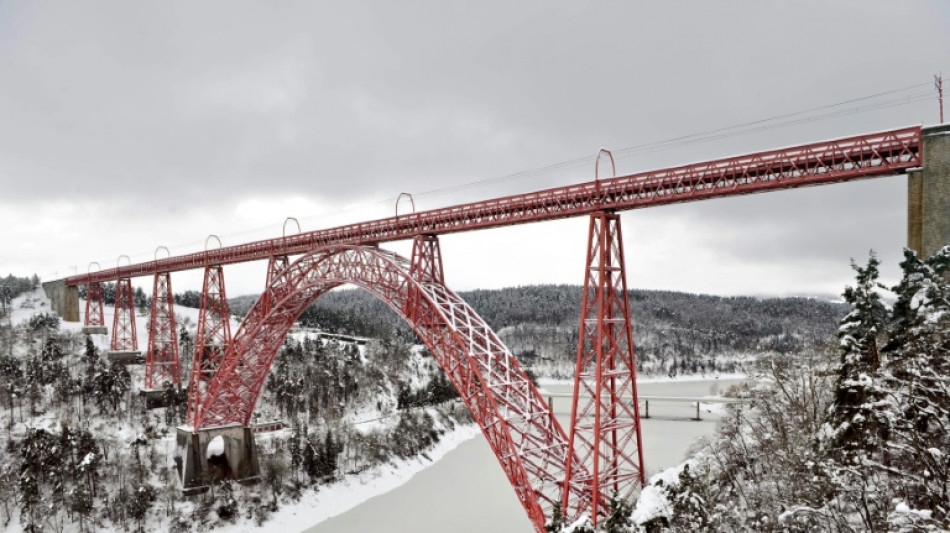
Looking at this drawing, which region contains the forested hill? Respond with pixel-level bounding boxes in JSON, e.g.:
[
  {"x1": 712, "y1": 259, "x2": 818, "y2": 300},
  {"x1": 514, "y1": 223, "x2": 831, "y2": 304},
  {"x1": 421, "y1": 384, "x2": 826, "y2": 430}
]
[{"x1": 230, "y1": 286, "x2": 847, "y2": 377}]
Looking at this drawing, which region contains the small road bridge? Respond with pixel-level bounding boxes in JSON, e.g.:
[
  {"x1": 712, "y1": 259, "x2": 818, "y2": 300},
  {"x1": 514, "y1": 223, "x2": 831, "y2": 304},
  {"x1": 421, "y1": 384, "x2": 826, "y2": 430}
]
[
  {"x1": 541, "y1": 391, "x2": 753, "y2": 421},
  {"x1": 42, "y1": 123, "x2": 950, "y2": 531}
]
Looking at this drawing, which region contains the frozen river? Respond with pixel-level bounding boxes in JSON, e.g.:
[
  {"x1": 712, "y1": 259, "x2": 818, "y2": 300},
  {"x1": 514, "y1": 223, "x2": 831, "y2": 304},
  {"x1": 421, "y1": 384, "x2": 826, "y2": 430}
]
[{"x1": 303, "y1": 378, "x2": 742, "y2": 533}]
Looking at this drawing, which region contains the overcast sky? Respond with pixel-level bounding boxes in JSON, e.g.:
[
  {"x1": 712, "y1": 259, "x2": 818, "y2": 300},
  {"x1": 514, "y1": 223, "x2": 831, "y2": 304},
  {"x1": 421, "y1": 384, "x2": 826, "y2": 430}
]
[{"x1": 2, "y1": 1, "x2": 949, "y2": 299}]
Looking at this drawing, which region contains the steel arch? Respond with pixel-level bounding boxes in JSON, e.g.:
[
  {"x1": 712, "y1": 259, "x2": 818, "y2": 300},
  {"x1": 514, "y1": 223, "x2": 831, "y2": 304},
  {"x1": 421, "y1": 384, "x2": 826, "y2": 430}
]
[{"x1": 192, "y1": 245, "x2": 591, "y2": 531}]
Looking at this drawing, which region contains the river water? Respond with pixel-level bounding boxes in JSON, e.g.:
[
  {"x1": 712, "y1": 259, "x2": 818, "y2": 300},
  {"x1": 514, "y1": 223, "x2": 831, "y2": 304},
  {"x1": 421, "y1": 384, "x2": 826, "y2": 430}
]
[{"x1": 303, "y1": 378, "x2": 742, "y2": 533}]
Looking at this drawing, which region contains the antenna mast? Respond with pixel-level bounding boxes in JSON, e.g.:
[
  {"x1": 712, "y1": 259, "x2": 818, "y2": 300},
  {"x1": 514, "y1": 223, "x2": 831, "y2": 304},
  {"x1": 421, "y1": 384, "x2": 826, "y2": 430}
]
[{"x1": 937, "y1": 73, "x2": 944, "y2": 124}]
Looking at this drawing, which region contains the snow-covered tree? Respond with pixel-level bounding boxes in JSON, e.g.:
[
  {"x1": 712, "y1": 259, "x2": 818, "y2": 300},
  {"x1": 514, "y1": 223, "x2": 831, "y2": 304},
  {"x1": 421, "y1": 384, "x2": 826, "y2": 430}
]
[
  {"x1": 826, "y1": 253, "x2": 890, "y2": 456},
  {"x1": 544, "y1": 503, "x2": 567, "y2": 532},
  {"x1": 88, "y1": 360, "x2": 131, "y2": 413},
  {"x1": 126, "y1": 484, "x2": 156, "y2": 532},
  {"x1": 0, "y1": 285, "x2": 11, "y2": 314},
  {"x1": 881, "y1": 248, "x2": 950, "y2": 526}
]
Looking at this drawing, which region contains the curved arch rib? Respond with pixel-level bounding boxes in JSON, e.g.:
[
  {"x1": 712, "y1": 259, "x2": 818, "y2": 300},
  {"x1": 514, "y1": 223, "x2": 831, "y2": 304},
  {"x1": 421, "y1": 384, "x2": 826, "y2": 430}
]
[{"x1": 193, "y1": 245, "x2": 591, "y2": 531}]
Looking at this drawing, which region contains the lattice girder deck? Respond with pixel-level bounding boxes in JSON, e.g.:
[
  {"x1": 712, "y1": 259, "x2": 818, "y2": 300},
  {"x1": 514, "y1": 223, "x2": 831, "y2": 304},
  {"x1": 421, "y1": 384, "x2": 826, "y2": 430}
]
[{"x1": 68, "y1": 127, "x2": 923, "y2": 287}]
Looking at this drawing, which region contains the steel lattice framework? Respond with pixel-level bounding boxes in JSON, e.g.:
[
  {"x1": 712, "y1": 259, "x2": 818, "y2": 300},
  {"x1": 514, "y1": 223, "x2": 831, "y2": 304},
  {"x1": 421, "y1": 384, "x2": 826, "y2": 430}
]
[
  {"x1": 406, "y1": 234, "x2": 443, "y2": 322},
  {"x1": 65, "y1": 126, "x2": 922, "y2": 287},
  {"x1": 260, "y1": 255, "x2": 290, "y2": 316},
  {"x1": 145, "y1": 272, "x2": 181, "y2": 389},
  {"x1": 190, "y1": 240, "x2": 591, "y2": 531},
  {"x1": 186, "y1": 266, "x2": 232, "y2": 427},
  {"x1": 266, "y1": 255, "x2": 290, "y2": 286},
  {"x1": 111, "y1": 278, "x2": 137, "y2": 351},
  {"x1": 563, "y1": 212, "x2": 645, "y2": 524},
  {"x1": 84, "y1": 281, "x2": 104, "y2": 327}
]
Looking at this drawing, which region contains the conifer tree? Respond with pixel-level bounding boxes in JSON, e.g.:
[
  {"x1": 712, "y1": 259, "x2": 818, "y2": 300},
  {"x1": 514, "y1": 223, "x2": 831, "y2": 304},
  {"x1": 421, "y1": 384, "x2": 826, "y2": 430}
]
[
  {"x1": 544, "y1": 502, "x2": 566, "y2": 532},
  {"x1": 602, "y1": 493, "x2": 634, "y2": 533},
  {"x1": 827, "y1": 253, "x2": 889, "y2": 455},
  {"x1": 84, "y1": 337, "x2": 97, "y2": 361},
  {"x1": 882, "y1": 247, "x2": 950, "y2": 525}
]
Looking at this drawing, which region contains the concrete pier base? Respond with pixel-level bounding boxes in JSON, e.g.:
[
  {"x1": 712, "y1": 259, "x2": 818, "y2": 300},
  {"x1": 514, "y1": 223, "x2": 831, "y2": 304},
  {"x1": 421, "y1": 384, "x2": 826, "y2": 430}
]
[
  {"x1": 140, "y1": 389, "x2": 169, "y2": 409},
  {"x1": 41, "y1": 280, "x2": 79, "y2": 322},
  {"x1": 175, "y1": 425, "x2": 260, "y2": 494},
  {"x1": 106, "y1": 350, "x2": 143, "y2": 365},
  {"x1": 82, "y1": 326, "x2": 108, "y2": 335}
]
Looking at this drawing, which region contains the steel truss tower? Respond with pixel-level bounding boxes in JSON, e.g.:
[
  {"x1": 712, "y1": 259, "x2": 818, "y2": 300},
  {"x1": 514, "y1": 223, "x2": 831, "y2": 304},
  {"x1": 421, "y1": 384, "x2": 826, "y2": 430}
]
[
  {"x1": 145, "y1": 272, "x2": 181, "y2": 389},
  {"x1": 111, "y1": 278, "x2": 138, "y2": 351},
  {"x1": 186, "y1": 265, "x2": 231, "y2": 426},
  {"x1": 563, "y1": 211, "x2": 645, "y2": 524},
  {"x1": 85, "y1": 282, "x2": 105, "y2": 328}
]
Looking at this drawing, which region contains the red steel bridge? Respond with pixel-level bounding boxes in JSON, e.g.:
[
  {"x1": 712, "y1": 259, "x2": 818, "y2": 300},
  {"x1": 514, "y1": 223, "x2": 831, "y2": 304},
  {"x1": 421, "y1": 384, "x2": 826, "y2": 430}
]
[{"x1": 60, "y1": 125, "x2": 924, "y2": 531}]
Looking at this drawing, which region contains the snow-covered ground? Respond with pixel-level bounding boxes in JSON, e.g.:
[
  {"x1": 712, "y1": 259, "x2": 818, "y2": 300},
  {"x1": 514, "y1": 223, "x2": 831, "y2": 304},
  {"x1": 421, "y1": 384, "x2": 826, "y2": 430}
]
[
  {"x1": 74, "y1": 294, "x2": 241, "y2": 354},
  {"x1": 631, "y1": 460, "x2": 694, "y2": 527},
  {"x1": 222, "y1": 424, "x2": 481, "y2": 533},
  {"x1": 6, "y1": 287, "x2": 482, "y2": 532}
]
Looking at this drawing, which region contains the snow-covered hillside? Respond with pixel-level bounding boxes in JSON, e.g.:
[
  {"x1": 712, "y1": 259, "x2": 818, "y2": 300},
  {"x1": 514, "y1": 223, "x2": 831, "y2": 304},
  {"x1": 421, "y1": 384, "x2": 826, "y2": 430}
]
[{"x1": 0, "y1": 288, "x2": 477, "y2": 532}]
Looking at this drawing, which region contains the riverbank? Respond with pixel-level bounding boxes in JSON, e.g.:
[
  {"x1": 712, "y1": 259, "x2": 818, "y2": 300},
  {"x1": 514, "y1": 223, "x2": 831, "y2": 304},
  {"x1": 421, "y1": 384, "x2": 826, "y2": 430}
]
[
  {"x1": 215, "y1": 375, "x2": 748, "y2": 533},
  {"x1": 303, "y1": 377, "x2": 746, "y2": 533},
  {"x1": 221, "y1": 424, "x2": 482, "y2": 533},
  {"x1": 538, "y1": 372, "x2": 747, "y2": 388}
]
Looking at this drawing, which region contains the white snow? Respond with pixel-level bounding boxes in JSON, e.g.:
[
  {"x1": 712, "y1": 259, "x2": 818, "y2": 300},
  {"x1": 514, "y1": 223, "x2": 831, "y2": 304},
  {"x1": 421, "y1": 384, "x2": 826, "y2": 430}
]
[
  {"x1": 631, "y1": 460, "x2": 695, "y2": 526},
  {"x1": 7, "y1": 289, "x2": 56, "y2": 327},
  {"x1": 79, "y1": 452, "x2": 95, "y2": 468},
  {"x1": 207, "y1": 435, "x2": 225, "y2": 458},
  {"x1": 563, "y1": 514, "x2": 593, "y2": 532},
  {"x1": 890, "y1": 500, "x2": 934, "y2": 524},
  {"x1": 70, "y1": 291, "x2": 242, "y2": 354},
  {"x1": 218, "y1": 423, "x2": 481, "y2": 533}
]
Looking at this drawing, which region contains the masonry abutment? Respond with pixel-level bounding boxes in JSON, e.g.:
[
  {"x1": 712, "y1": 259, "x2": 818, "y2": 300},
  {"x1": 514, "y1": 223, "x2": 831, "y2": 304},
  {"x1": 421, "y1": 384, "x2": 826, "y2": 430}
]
[
  {"x1": 41, "y1": 280, "x2": 80, "y2": 322},
  {"x1": 175, "y1": 425, "x2": 260, "y2": 493},
  {"x1": 908, "y1": 124, "x2": 950, "y2": 257}
]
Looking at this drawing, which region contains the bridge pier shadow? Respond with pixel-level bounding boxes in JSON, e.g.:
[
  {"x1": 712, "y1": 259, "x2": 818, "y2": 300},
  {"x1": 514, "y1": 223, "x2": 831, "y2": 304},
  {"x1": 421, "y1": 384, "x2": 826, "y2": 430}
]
[{"x1": 175, "y1": 425, "x2": 260, "y2": 494}]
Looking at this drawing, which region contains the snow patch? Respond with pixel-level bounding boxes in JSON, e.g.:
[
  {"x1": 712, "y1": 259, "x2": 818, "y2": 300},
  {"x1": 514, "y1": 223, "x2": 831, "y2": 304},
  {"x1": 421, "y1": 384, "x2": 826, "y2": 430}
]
[
  {"x1": 631, "y1": 460, "x2": 694, "y2": 526},
  {"x1": 218, "y1": 423, "x2": 481, "y2": 533},
  {"x1": 206, "y1": 436, "x2": 225, "y2": 458}
]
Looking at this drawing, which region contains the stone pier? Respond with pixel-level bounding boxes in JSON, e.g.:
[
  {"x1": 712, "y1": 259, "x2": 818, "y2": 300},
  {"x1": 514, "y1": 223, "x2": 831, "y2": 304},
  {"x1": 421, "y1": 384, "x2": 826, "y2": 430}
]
[
  {"x1": 175, "y1": 425, "x2": 260, "y2": 494},
  {"x1": 40, "y1": 279, "x2": 79, "y2": 322},
  {"x1": 106, "y1": 350, "x2": 144, "y2": 365},
  {"x1": 140, "y1": 389, "x2": 167, "y2": 409},
  {"x1": 908, "y1": 124, "x2": 950, "y2": 257}
]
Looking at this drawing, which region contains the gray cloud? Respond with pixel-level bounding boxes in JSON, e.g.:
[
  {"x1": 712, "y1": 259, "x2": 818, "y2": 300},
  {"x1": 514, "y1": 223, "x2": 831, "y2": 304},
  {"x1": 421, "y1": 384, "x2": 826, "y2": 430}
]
[{"x1": 1, "y1": 0, "x2": 948, "y2": 295}]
